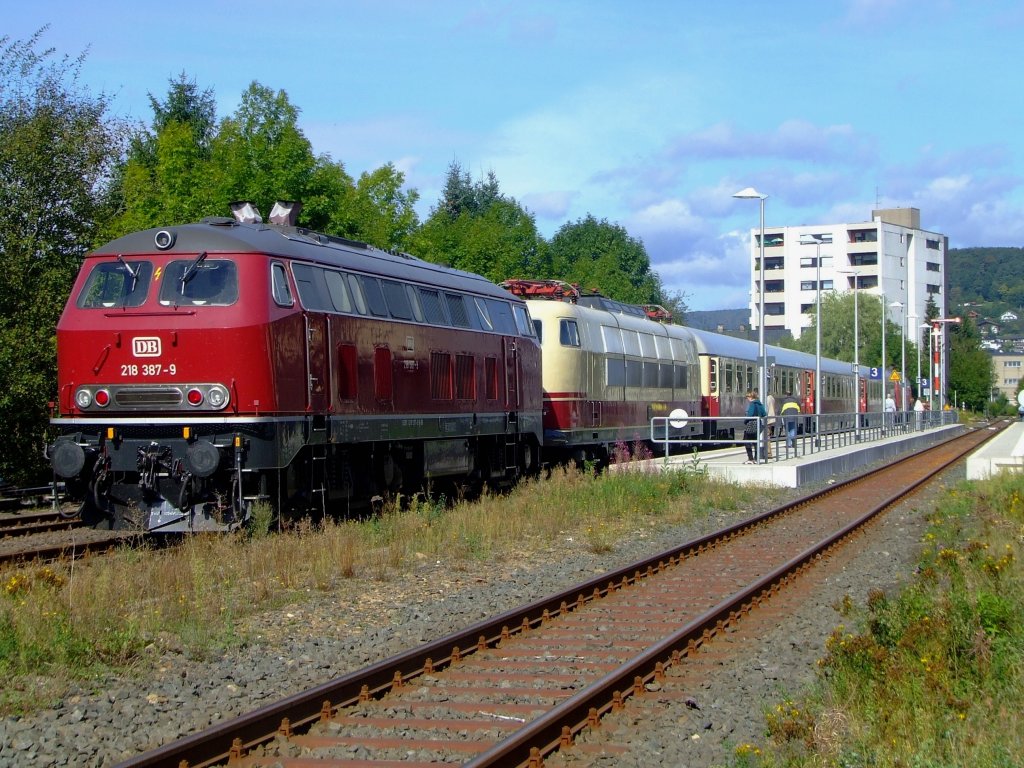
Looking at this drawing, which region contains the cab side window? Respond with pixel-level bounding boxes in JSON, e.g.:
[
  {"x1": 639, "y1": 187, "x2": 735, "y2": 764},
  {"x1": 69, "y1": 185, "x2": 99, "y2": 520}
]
[
  {"x1": 559, "y1": 319, "x2": 580, "y2": 347},
  {"x1": 272, "y1": 263, "x2": 293, "y2": 307}
]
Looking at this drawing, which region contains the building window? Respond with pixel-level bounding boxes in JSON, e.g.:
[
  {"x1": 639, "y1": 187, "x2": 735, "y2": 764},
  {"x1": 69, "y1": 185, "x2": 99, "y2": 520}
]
[
  {"x1": 765, "y1": 303, "x2": 785, "y2": 316},
  {"x1": 926, "y1": 262, "x2": 940, "y2": 272},
  {"x1": 857, "y1": 275, "x2": 879, "y2": 289},
  {"x1": 800, "y1": 281, "x2": 816, "y2": 291},
  {"x1": 849, "y1": 252, "x2": 878, "y2": 266},
  {"x1": 848, "y1": 228, "x2": 877, "y2": 243},
  {"x1": 927, "y1": 284, "x2": 941, "y2": 294},
  {"x1": 764, "y1": 280, "x2": 784, "y2": 293},
  {"x1": 765, "y1": 257, "x2": 784, "y2": 270},
  {"x1": 926, "y1": 239, "x2": 941, "y2": 250},
  {"x1": 821, "y1": 280, "x2": 834, "y2": 290}
]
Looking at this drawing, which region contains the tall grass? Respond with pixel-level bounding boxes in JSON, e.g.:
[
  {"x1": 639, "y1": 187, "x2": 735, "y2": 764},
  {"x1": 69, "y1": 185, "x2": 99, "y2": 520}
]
[
  {"x1": 739, "y1": 471, "x2": 1024, "y2": 767},
  {"x1": 0, "y1": 462, "x2": 763, "y2": 714}
]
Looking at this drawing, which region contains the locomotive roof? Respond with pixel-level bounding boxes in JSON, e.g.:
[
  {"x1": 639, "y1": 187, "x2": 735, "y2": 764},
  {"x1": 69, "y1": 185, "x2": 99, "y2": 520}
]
[{"x1": 90, "y1": 218, "x2": 515, "y2": 301}]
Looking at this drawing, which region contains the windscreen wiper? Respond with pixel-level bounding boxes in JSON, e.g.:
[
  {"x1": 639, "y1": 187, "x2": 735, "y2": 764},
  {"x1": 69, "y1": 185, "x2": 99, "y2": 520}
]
[
  {"x1": 179, "y1": 251, "x2": 207, "y2": 291},
  {"x1": 116, "y1": 254, "x2": 139, "y2": 291}
]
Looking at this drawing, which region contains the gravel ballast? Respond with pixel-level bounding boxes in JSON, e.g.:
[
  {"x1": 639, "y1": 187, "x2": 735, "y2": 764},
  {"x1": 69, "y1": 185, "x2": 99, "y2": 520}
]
[{"x1": 0, "y1": 463, "x2": 958, "y2": 768}]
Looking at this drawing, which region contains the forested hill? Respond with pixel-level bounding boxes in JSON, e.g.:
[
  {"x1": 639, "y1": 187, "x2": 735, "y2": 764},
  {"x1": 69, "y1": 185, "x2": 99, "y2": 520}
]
[{"x1": 948, "y1": 247, "x2": 1024, "y2": 306}]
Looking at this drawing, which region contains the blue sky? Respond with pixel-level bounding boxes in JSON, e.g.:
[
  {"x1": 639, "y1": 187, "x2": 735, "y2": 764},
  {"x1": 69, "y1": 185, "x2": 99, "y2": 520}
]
[{"x1": 7, "y1": 1, "x2": 1023, "y2": 310}]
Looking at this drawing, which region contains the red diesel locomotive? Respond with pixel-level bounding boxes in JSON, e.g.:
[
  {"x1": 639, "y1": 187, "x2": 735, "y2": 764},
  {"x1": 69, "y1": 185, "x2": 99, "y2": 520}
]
[{"x1": 48, "y1": 203, "x2": 542, "y2": 532}]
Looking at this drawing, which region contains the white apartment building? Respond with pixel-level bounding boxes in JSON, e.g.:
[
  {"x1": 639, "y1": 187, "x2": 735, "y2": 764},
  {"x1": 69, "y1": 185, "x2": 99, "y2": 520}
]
[{"x1": 745, "y1": 207, "x2": 947, "y2": 344}]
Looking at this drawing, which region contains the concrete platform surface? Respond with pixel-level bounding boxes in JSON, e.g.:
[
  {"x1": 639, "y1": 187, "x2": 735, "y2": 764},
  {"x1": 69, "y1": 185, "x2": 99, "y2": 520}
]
[
  {"x1": 626, "y1": 423, "x2": 973, "y2": 488},
  {"x1": 965, "y1": 420, "x2": 1024, "y2": 480}
]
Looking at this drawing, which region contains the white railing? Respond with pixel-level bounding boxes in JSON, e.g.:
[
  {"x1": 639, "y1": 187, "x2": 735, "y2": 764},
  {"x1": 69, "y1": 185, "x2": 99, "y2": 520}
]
[{"x1": 649, "y1": 408, "x2": 956, "y2": 464}]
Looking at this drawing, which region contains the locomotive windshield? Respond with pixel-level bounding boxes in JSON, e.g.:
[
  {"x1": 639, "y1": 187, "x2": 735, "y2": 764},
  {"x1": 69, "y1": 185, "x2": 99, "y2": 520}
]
[
  {"x1": 77, "y1": 259, "x2": 154, "y2": 309},
  {"x1": 159, "y1": 259, "x2": 239, "y2": 306}
]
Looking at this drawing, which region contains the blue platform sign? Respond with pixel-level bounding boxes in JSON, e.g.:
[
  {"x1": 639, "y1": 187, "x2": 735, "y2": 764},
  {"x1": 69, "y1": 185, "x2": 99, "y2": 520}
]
[{"x1": 869, "y1": 367, "x2": 882, "y2": 380}]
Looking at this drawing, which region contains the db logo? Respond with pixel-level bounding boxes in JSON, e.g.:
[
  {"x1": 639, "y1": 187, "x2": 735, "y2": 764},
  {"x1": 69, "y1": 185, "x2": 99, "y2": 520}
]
[{"x1": 132, "y1": 337, "x2": 161, "y2": 357}]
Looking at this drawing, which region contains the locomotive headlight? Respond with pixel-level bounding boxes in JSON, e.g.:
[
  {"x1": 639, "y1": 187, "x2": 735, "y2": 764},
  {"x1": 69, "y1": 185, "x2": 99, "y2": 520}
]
[
  {"x1": 75, "y1": 388, "x2": 93, "y2": 409},
  {"x1": 206, "y1": 385, "x2": 228, "y2": 409}
]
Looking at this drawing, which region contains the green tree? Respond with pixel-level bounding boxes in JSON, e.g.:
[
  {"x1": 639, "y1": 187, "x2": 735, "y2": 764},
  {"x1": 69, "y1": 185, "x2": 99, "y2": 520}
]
[
  {"x1": 0, "y1": 30, "x2": 126, "y2": 483},
  {"x1": 415, "y1": 164, "x2": 548, "y2": 283},
  {"x1": 548, "y1": 215, "x2": 662, "y2": 305},
  {"x1": 947, "y1": 317, "x2": 993, "y2": 410},
  {"x1": 347, "y1": 163, "x2": 420, "y2": 250},
  {"x1": 209, "y1": 82, "x2": 323, "y2": 220},
  {"x1": 105, "y1": 73, "x2": 218, "y2": 238},
  {"x1": 789, "y1": 291, "x2": 918, "y2": 374}
]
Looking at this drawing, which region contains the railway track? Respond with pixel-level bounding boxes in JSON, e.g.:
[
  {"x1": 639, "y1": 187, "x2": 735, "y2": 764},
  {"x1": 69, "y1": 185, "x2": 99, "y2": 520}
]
[
  {"x1": 0, "y1": 509, "x2": 84, "y2": 537},
  {"x1": 114, "y1": 422, "x2": 1002, "y2": 768},
  {"x1": 0, "y1": 482, "x2": 64, "y2": 512},
  {"x1": 0, "y1": 507, "x2": 138, "y2": 567}
]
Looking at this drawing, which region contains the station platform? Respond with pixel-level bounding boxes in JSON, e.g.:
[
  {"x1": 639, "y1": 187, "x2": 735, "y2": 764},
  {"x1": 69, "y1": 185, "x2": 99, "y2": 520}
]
[
  {"x1": 966, "y1": 420, "x2": 1024, "y2": 480},
  {"x1": 630, "y1": 421, "x2": 973, "y2": 488}
]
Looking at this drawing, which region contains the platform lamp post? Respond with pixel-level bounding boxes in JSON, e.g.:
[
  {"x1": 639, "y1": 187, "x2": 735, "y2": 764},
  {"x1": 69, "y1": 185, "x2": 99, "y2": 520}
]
[
  {"x1": 928, "y1": 324, "x2": 937, "y2": 411},
  {"x1": 839, "y1": 268, "x2": 861, "y2": 441},
  {"x1": 733, "y1": 187, "x2": 767, "y2": 462},
  {"x1": 880, "y1": 290, "x2": 887, "y2": 394},
  {"x1": 890, "y1": 301, "x2": 906, "y2": 412},
  {"x1": 907, "y1": 312, "x2": 918, "y2": 400},
  {"x1": 932, "y1": 317, "x2": 962, "y2": 415},
  {"x1": 800, "y1": 234, "x2": 831, "y2": 442}
]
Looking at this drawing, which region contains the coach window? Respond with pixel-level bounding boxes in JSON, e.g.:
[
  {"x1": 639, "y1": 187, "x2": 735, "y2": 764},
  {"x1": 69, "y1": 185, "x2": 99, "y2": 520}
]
[
  {"x1": 485, "y1": 299, "x2": 517, "y2": 334},
  {"x1": 323, "y1": 270, "x2": 353, "y2": 313},
  {"x1": 559, "y1": 319, "x2": 580, "y2": 347},
  {"x1": 291, "y1": 264, "x2": 331, "y2": 311},
  {"x1": 359, "y1": 276, "x2": 389, "y2": 317},
  {"x1": 444, "y1": 293, "x2": 472, "y2": 328},
  {"x1": 709, "y1": 359, "x2": 719, "y2": 395},
  {"x1": 78, "y1": 259, "x2": 153, "y2": 309},
  {"x1": 724, "y1": 361, "x2": 733, "y2": 393},
  {"x1": 381, "y1": 279, "x2": 414, "y2": 320},
  {"x1": 474, "y1": 298, "x2": 493, "y2": 330},
  {"x1": 419, "y1": 289, "x2": 448, "y2": 326},
  {"x1": 405, "y1": 285, "x2": 425, "y2": 322},
  {"x1": 345, "y1": 274, "x2": 368, "y2": 315},
  {"x1": 271, "y1": 263, "x2": 294, "y2": 307},
  {"x1": 513, "y1": 305, "x2": 536, "y2": 337},
  {"x1": 532, "y1": 319, "x2": 543, "y2": 342}
]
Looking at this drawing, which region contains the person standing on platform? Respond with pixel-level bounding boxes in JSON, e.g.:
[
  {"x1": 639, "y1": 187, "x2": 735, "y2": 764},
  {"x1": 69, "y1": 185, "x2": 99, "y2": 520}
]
[
  {"x1": 913, "y1": 397, "x2": 925, "y2": 429},
  {"x1": 743, "y1": 390, "x2": 766, "y2": 463},
  {"x1": 884, "y1": 391, "x2": 897, "y2": 432},
  {"x1": 780, "y1": 391, "x2": 801, "y2": 451},
  {"x1": 765, "y1": 391, "x2": 777, "y2": 459}
]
